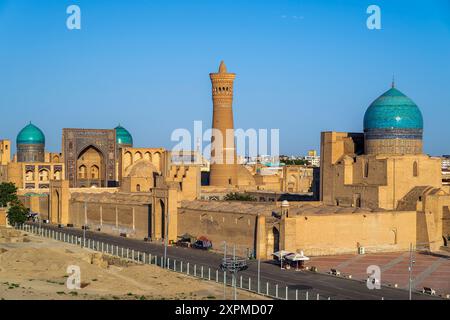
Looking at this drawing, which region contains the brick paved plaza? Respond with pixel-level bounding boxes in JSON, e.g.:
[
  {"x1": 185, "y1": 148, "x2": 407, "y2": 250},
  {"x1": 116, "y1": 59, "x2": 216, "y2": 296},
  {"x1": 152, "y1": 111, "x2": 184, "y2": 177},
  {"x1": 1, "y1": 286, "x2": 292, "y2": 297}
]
[{"x1": 307, "y1": 251, "x2": 450, "y2": 296}]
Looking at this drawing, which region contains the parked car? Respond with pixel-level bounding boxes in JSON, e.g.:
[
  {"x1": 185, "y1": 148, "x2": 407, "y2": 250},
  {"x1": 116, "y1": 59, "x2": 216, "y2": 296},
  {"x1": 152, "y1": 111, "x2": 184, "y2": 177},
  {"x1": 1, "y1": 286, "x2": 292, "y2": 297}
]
[
  {"x1": 176, "y1": 233, "x2": 196, "y2": 248},
  {"x1": 192, "y1": 239, "x2": 212, "y2": 250},
  {"x1": 176, "y1": 240, "x2": 191, "y2": 248},
  {"x1": 220, "y1": 258, "x2": 248, "y2": 272}
]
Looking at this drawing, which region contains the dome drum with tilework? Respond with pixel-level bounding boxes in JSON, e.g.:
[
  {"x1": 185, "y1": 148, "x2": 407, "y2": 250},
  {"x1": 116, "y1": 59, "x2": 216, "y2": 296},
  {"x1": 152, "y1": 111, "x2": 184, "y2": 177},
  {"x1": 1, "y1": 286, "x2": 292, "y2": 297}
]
[
  {"x1": 115, "y1": 125, "x2": 133, "y2": 147},
  {"x1": 16, "y1": 122, "x2": 45, "y2": 162},
  {"x1": 363, "y1": 86, "x2": 423, "y2": 155}
]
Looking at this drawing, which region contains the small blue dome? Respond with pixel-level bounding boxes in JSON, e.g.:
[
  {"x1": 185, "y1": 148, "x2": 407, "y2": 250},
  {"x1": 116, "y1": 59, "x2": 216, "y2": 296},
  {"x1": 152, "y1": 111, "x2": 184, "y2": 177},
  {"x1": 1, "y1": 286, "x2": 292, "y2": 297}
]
[
  {"x1": 364, "y1": 87, "x2": 423, "y2": 131},
  {"x1": 115, "y1": 125, "x2": 133, "y2": 146},
  {"x1": 16, "y1": 122, "x2": 45, "y2": 145}
]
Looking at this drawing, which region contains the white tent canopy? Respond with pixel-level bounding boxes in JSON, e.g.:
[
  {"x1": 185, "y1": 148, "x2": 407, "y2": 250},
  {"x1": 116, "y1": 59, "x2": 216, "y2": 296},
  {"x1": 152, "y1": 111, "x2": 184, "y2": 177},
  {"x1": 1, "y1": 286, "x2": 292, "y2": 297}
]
[
  {"x1": 272, "y1": 250, "x2": 293, "y2": 259},
  {"x1": 285, "y1": 252, "x2": 310, "y2": 261}
]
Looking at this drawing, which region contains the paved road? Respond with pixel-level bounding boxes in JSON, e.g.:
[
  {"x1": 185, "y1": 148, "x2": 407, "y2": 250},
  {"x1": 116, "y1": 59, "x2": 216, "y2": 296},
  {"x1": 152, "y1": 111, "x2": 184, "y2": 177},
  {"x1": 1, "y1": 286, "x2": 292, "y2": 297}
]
[{"x1": 25, "y1": 223, "x2": 440, "y2": 300}]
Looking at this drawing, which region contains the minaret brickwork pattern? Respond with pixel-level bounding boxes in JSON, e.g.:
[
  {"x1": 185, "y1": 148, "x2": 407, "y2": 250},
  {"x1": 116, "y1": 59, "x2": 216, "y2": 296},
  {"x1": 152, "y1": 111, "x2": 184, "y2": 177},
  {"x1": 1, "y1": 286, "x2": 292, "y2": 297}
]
[{"x1": 209, "y1": 61, "x2": 238, "y2": 186}]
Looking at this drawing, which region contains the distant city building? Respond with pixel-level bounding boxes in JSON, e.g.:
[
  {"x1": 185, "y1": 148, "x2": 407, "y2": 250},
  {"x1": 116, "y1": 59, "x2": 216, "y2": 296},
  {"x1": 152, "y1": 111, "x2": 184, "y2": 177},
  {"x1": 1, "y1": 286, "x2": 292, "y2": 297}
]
[
  {"x1": 305, "y1": 149, "x2": 320, "y2": 167},
  {"x1": 442, "y1": 155, "x2": 450, "y2": 186},
  {"x1": 171, "y1": 150, "x2": 210, "y2": 172},
  {"x1": 442, "y1": 155, "x2": 450, "y2": 169}
]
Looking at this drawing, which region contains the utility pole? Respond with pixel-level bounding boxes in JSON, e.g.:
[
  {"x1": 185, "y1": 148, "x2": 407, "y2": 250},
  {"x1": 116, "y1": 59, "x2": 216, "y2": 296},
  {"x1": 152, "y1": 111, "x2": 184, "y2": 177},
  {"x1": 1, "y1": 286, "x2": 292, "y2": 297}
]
[
  {"x1": 164, "y1": 204, "x2": 170, "y2": 269},
  {"x1": 83, "y1": 201, "x2": 87, "y2": 248},
  {"x1": 223, "y1": 241, "x2": 227, "y2": 300},
  {"x1": 258, "y1": 258, "x2": 261, "y2": 294},
  {"x1": 280, "y1": 251, "x2": 284, "y2": 270},
  {"x1": 408, "y1": 243, "x2": 415, "y2": 300},
  {"x1": 233, "y1": 245, "x2": 237, "y2": 301}
]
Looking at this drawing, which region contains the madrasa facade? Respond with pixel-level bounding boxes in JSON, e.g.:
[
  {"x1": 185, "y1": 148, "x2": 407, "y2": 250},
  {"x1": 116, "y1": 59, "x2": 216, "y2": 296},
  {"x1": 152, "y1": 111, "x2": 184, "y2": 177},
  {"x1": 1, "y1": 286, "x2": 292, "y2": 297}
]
[{"x1": 0, "y1": 63, "x2": 449, "y2": 258}]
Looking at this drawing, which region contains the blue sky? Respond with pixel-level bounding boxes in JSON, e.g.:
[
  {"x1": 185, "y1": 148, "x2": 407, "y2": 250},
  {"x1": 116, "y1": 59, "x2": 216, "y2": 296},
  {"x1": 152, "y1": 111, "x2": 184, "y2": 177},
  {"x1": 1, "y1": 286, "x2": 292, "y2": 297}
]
[{"x1": 0, "y1": 0, "x2": 449, "y2": 156}]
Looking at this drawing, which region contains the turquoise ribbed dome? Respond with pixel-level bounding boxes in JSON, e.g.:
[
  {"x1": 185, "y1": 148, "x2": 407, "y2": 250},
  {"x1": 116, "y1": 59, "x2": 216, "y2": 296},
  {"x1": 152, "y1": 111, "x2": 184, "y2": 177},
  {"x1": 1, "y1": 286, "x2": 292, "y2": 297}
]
[
  {"x1": 364, "y1": 87, "x2": 423, "y2": 130},
  {"x1": 115, "y1": 125, "x2": 133, "y2": 146},
  {"x1": 16, "y1": 123, "x2": 45, "y2": 145}
]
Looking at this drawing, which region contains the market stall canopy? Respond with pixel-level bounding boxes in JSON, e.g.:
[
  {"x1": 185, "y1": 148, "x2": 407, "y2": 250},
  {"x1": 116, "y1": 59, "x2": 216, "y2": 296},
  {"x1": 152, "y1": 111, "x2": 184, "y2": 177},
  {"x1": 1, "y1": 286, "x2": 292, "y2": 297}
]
[
  {"x1": 178, "y1": 233, "x2": 196, "y2": 242},
  {"x1": 285, "y1": 252, "x2": 310, "y2": 261},
  {"x1": 272, "y1": 250, "x2": 293, "y2": 259}
]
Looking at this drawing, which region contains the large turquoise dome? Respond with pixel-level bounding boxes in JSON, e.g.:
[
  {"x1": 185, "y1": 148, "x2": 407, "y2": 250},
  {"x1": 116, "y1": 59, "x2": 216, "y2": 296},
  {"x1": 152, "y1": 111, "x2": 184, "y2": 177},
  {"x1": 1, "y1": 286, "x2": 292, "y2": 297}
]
[
  {"x1": 16, "y1": 122, "x2": 45, "y2": 145},
  {"x1": 115, "y1": 125, "x2": 133, "y2": 146},
  {"x1": 363, "y1": 85, "x2": 424, "y2": 155},
  {"x1": 364, "y1": 87, "x2": 423, "y2": 131}
]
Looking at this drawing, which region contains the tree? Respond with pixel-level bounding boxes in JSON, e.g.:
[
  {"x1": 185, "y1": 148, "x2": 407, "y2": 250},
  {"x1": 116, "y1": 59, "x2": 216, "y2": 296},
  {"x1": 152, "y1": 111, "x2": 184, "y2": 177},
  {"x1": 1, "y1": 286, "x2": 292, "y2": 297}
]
[
  {"x1": 282, "y1": 159, "x2": 309, "y2": 166},
  {"x1": 0, "y1": 182, "x2": 18, "y2": 207},
  {"x1": 7, "y1": 203, "x2": 29, "y2": 226},
  {"x1": 224, "y1": 192, "x2": 256, "y2": 201}
]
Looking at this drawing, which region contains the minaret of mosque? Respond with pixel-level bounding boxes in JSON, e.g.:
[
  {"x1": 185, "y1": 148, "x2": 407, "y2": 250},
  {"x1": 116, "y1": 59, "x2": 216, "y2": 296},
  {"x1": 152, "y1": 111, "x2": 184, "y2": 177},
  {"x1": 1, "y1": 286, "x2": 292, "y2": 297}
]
[{"x1": 209, "y1": 61, "x2": 238, "y2": 187}]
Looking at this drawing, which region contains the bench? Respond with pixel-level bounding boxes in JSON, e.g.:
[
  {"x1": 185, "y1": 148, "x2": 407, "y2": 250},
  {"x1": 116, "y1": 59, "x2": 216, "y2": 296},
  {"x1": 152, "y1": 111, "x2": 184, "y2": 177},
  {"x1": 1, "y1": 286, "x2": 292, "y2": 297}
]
[
  {"x1": 330, "y1": 268, "x2": 341, "y2": 276},
  {"x1": 422, "y1": 287, "x2": 436, "y2": 295}
]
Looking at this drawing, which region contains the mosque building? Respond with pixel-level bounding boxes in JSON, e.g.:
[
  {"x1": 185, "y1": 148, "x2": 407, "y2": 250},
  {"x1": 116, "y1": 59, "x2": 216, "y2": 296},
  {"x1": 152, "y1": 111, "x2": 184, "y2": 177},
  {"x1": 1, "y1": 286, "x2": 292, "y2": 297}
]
[
  {"x1": 0, "y1": 122, "x2": 63, "y2": 190},
  {"x1": 0, "y1": 64, "x2": 448, "y2": 259},
  {"x1": 320, "y1": 84, "x2": 442, "y2": 210}
]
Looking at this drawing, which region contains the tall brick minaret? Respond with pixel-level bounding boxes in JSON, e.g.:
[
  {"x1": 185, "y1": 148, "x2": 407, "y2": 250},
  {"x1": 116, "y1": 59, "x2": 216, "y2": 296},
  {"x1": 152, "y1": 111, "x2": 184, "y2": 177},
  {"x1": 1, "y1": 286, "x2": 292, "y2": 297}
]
[{"x1": 209, "y1": 61, "x2": 238, "y2": 187}]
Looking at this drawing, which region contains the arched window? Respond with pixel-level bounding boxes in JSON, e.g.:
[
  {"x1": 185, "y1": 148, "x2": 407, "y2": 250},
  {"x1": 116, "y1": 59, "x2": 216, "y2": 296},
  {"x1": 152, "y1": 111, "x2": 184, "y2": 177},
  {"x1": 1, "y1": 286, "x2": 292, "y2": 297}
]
[
  {"x1": 91, "y1": 165, "x2": 99, "y2": 179},
  {"x1": 413, "y1": 161, "x2": 418, "y2": 177},
  {"x1": 25, "y1": 170, "x2": 34, "y2": 181},
  {"x1": 134, "y1": 151, "x2": 143, "y2": 162},
  {"x1": 287, "y1": 175, "x2": 297, "y2": 192},
  {"x1": 54, "y1": 170, "x2": 61, "y2": 180},
  {"x1": 78, "y1": 165, "x2": 87, "y2": 179},
  {"x1": 391, "y1": 229, "x2": 398, "y2": 245},
  {"x1": 153, "y1": 152, "x2": 161, "y2": 170},
  {"x1": 364, "y1": 161, "x2": 369, "y2": 178},
  {"x1": 124, "y1": 151, "x2": 132, "y2": 168},
  {"x1": 39, "y1": 169, "x2": 49, "y2": 182},
  {"x1": 136, "y1": 184, "x2": 141, "y2": 192}
]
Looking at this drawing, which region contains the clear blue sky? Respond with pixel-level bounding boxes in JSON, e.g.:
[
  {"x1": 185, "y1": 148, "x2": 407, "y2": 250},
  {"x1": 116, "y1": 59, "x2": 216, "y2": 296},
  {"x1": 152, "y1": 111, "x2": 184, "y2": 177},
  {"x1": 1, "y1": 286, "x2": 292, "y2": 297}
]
[{"x1": 1, "y1": 0, "x2": 449, "y2": 156}]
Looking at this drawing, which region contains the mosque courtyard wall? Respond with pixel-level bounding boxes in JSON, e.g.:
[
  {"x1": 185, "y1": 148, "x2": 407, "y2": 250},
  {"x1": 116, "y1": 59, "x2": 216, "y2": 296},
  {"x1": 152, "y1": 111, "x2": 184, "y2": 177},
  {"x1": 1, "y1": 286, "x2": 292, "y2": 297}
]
[
  {"x1": 177, "y1": 202, "x2": 267, "y2": 257},
  {"x1": 67, "y1": 192, "x2": 152, "y2": 240},
  {"x1": 281, "y1": 210, "x2": 418, "y2": 256}
]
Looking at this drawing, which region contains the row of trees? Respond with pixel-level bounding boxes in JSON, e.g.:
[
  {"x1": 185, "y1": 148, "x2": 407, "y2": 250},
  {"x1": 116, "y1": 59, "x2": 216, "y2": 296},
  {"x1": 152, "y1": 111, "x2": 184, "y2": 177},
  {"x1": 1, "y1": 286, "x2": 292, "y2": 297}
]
[
  {"x1": 224, "y1": 192, "x2": 256, "y2": 201},
  {"x1": 281, "y1": 159, "x2": 309, "y2": 166},
  {"x1": 0, "y1": 182, "x2": 29, "y2": 225}
]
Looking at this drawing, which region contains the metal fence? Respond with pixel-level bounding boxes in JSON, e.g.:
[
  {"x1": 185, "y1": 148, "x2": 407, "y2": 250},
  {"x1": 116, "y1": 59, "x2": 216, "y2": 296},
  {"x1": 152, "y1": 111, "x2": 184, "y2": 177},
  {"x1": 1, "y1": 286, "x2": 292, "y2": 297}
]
[{"x1": 17, "y1": 223, "x2": 333, "y2": 300}]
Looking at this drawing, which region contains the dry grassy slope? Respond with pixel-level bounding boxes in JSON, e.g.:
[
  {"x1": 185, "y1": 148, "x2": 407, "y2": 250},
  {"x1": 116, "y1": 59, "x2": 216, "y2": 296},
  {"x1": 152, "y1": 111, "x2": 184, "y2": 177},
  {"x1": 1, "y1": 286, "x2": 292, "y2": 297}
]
[{"x1": 0, "y1": 227, "x2": 266, "y2": 300}]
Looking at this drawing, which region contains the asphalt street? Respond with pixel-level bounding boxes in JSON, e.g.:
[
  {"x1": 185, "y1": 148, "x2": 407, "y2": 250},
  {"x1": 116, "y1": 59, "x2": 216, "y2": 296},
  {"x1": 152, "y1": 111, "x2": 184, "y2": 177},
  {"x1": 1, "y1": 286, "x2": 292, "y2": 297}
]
[{"x1": 25, "y1": 222, "x2": 440, "y2": 300}]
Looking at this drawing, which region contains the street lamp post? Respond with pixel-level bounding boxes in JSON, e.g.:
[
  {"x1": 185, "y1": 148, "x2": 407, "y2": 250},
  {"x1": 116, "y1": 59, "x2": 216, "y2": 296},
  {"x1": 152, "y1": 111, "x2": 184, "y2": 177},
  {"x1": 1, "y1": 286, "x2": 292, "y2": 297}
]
[
  {"x1": 220, "y1": 242, "x2": 247, "y2": 301},
  {"x1": 223, "y1": 241, "x2": 227, "y2": 300},
  {"x1": 164, "y1": 205, "x2": 170, "y2": 269},
  {"x1": 233, "y1": 245, "x2": 237, "y2": 301},
  {"x1": 257, "y1": 258, "x2": 261, "y2": 294},
  {"x1": 408, "y1": 243, "x2": 415, "y2": 300},
  {"x1": 280, "y1": 251, "x2": 284, "y2": 270},
  {"x1": 83, "y1": 223, "x2": 86, "y2": 248},
  {"x1": 83, "y1": 201, "x2": 87, "y2": 248}
]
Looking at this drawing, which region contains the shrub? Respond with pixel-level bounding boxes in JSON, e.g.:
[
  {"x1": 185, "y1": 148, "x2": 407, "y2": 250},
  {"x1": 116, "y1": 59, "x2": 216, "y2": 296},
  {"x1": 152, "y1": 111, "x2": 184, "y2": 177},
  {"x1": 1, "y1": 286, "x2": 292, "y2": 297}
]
[
  {"x1": 224, "y1": 192, "x2": 256, "y2": 201},
  {"x1": 0, "y1": 182, "x2": 18, "y2": 207},
  {"x1": 7, "y1": 203, "x2": 29, "y2": 226}
]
